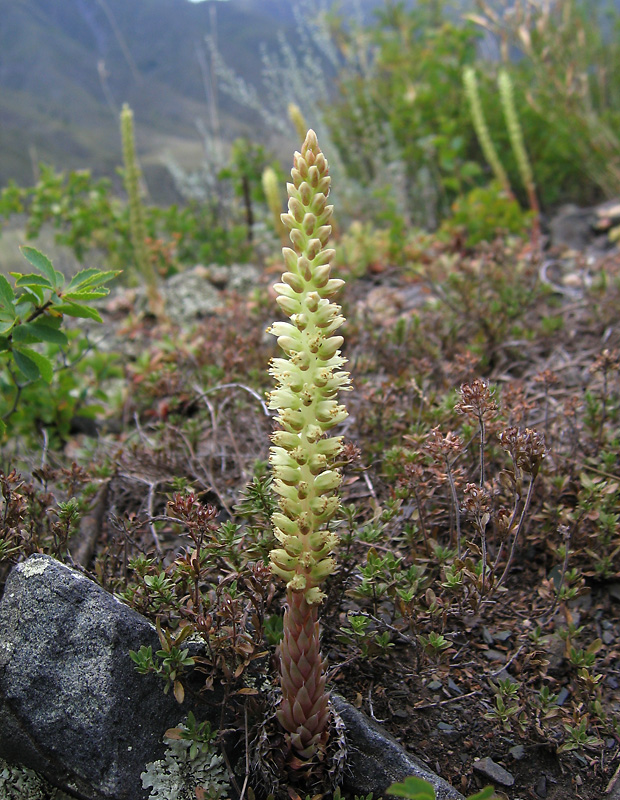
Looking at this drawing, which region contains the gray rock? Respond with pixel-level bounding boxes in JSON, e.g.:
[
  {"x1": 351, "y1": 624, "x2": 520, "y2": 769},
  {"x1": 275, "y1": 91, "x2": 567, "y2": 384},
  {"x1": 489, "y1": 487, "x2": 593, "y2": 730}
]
[
  {"x1": 481, "y1": 627, "x2": 494, "y2": 645},
  {"x1": 508, "y1": 745, "x2": 525, "y2": 760},
  {"x1": 163, "y1": 263, "x2": 261, "y2": 324},
  {"x1": 472, "y1": 756, "x2": 515, "y2": 787},
  {"x1": 608, "y1": 582, "x2": 620, "y2": 602},
  {"x1": 106, "y1": 263, "x2": 262, "y2": 326},
  {"x1": 162, "y1": 265, "x2": 226, "y2": 322},
  {"x1": 607, "y1": 768, "x2": 620, "y2": 800},
  {"x1": 549, "y1": 204, "x2": 595, "y2": 251},
  {"x1": 535, "y1": 774, "x2": 547, "y2": 797},
  {"x1": 0, "y1": 554, "x2": 221, "y2": 800},
  {"x1": 482, "y1": 649, "x2": 506, "y2": 663},
  {"x1": 332, "y1": 695, "x2": 465, "y2": 800},
  {"x1": 548, "y1": 199, "x2": 620, "y2": 254}
]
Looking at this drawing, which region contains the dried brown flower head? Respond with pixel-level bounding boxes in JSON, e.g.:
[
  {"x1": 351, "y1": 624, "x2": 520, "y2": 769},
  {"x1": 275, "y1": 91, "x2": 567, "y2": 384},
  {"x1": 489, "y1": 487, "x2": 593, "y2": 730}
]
[
  {"x1": 455, "y1": 379, "x2": 498, "y2": 422},
  {"x1": 499, "y1": 426, "x2": 546, "y2": 475},
  {"x1": 590, "y1": 348, "x2": 620, "y2": 375},
  {"x1": 426, "y1": 427, "x2": 463, "y2": 460},
  {"x1": 533, "y1": 369, "x2": 559, "y2": 387},
  {"x1": 462, "y1": 482, "x2": 491, "y2": 517}
]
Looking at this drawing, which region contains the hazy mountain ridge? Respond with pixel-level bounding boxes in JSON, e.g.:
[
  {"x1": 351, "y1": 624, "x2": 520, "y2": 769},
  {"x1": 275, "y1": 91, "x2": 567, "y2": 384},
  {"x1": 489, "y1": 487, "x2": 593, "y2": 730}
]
[
  {"x1": 0, "y1": 0, "x2": 405, "y2": 195},
  {"x1": 0, "y1": 0, "x2": 295, "y2": 192}
]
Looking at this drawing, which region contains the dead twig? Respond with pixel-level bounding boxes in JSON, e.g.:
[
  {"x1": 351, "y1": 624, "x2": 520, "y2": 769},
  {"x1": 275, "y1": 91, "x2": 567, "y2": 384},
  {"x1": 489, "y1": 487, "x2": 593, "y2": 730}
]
[
  {"x1": 490, "y1": 644, "x2": 525, "y2": 677},
  {"x1": 116, "y1": 472, "x2": 163, "y2": 554},
  {"x1": 193, "y1": 382, "x2": 271, "y2": 417},
  {"x1": 414, "y1": 690, "x2": 481, "y2": 710}
]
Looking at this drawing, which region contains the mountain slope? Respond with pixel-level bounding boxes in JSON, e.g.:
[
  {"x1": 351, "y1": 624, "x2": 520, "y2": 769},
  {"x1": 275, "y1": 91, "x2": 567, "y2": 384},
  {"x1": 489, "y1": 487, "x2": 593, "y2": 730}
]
[
  {"x1": 0, "y1": 0, "x2": 410, "y2": 196},
  {"x1": 0, "y1": 0, "x2": 290, "y2": 194}
]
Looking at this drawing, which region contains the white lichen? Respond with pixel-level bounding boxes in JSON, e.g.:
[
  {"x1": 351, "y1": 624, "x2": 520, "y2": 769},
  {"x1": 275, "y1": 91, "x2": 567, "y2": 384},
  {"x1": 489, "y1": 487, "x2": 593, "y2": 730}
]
[
  {"x1": 18, "y1": 559, "x2": 49, "y2": 577},
  {"x1": 0, "y1": 758, "x2": 61, "y2": 800},
  {"x1": 0, "y1": 641, "x2": 14, "y2": 667},
  {"x1": 141, "y1": 733, "x2": 230, "y2": 800}
]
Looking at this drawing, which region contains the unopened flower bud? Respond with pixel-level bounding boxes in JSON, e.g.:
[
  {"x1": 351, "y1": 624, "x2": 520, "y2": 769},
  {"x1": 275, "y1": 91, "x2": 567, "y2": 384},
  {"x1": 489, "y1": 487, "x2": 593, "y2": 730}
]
[
  {"x1": 289, "y1": 197, "x2": 305, "y2": 222},
  {"x1": 314, "y1": 470, "x2": 341, "y2": 495},
  {"x1": 277, "y1": 295, "x2": 302, "y2": 316},
  {"x1": 305, "y1": 587, "x2": 325, "y2": 605},
  {"x1": 318, "y1": 336, "x2": 343, "y2": 360},
  {"x1": 270, "y1": 548, "x2": 299, "y2": 571},
  {"x1": 311, "y1": 557, "x2": 336, "y2": 582},
  {"x1": 272, "y1": 512, "x2": 299, "y2": 537},
  {"x1": 282, "y1": 272, "x2": 305, "y2": 293}
]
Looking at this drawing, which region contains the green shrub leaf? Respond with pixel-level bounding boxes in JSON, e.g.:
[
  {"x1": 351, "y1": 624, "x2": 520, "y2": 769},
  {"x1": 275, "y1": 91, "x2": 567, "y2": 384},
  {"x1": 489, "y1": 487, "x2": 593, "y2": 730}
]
[
  {"x1": 66, "y1": 268, "x2": 103, "y2": 289},
  {"x1": 12, "y1": 325, "x2": 40, "y2": 345},
  {"x1": 13, "y1": 347, "x2": 53, "y2": 383},
  {"x1": 18, "y1": 284, "x2": 45, "y2": 305},
  {"x1": 20, "y1": 246, "x2": 60, "y2": 288},
  {"x1": 22, "y1": 321, "x2": 69, "y2": 346},
  {"x1": 0, "y1": 320, "x2": 15, "y2": 336},
  {"x1": 0, "y1": 274, "x2": 15, "y2": 307},
  {"x1": 13, "y1": 348, "x2": 41, "y2": 381},
  {"x1": 54, "y1": 302, "x2": 103, "y2": 322},
  {"x1": 62, "y1": 290, "x2": 110, "y2": 301},
  {"x1": 13, "y1": 273, "x2": 54, "y2": 289},
  {"x1": 66, "y1": 268, "x2": 120, "y2": 291}
]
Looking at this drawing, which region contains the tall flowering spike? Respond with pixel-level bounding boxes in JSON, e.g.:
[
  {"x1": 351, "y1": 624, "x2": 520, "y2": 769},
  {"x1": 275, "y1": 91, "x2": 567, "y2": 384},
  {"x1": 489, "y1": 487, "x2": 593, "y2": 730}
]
[
  {"x1": 463, "y1": 67, "x2": 513, "y2": 199},
  {"x1": 120, "y1": 104, "x2": 164, "y2": 318},
  {"x1": 268, "y1": 130, "x2": 351, "y2": 760}
]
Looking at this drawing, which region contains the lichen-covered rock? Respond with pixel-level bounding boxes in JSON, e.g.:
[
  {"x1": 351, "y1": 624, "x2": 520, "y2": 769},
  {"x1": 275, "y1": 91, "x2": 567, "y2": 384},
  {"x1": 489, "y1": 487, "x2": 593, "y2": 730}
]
[
  {"x1": 0, "y1": 554, "x2": 222, "y2": 800},
  {"x1": 158, "y1": 263, "x2": 261, "y2": 324}
]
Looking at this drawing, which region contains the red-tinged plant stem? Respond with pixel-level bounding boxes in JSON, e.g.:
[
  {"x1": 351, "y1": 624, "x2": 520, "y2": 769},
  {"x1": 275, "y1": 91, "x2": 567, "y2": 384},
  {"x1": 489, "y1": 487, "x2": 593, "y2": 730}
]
[{"x1": 277, "y1": 589, "x2": 329, "y2": 759}]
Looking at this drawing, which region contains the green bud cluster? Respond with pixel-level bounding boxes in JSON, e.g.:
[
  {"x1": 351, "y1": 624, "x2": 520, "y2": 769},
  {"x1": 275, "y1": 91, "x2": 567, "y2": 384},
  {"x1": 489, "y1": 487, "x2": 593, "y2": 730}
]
[{"x1": 268, "y1": 130, "x2": 351, "y2": 605}]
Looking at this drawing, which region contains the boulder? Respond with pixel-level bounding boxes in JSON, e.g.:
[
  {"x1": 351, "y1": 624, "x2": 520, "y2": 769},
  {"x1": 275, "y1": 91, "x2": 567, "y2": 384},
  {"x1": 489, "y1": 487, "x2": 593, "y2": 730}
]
[
  {"x1": 0, "y1": 555, "x2": 463, "y2": 800},
  {"x1": 153, "y1": 263, "x2": 261, "y2": 324},
  {"x1": 548, "y1": 204, "x2": 596, "y2": 251},
  {"x1": 332, "y1": 695, "x2": 464, "y2": 800},
  {"x1": 549, "y1": 198, "x2": 620, "y2": 252}
]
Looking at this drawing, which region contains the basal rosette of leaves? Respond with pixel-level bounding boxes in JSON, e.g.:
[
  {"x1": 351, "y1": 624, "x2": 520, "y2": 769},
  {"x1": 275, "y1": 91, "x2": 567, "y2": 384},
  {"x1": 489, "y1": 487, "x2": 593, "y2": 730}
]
[{"x1": 267, "y1": 130, "x2": 351, "y2": 760}]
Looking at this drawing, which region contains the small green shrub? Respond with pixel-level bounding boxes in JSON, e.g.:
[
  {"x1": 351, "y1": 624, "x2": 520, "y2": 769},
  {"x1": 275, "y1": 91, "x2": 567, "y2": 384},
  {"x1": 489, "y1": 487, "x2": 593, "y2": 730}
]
[
  {"x1": 0, "y1": 246, "x2": 118, "y2": 442},
  {"x1": 441, "y1": 181, "x2": 532, "y2": 246}
]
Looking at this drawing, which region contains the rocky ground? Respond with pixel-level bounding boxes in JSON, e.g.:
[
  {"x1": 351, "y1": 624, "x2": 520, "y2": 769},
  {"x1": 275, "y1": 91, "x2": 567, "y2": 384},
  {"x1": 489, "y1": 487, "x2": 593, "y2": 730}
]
[{"x1": 1, "y1": 206, "x2": 619, "y2": 800}]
